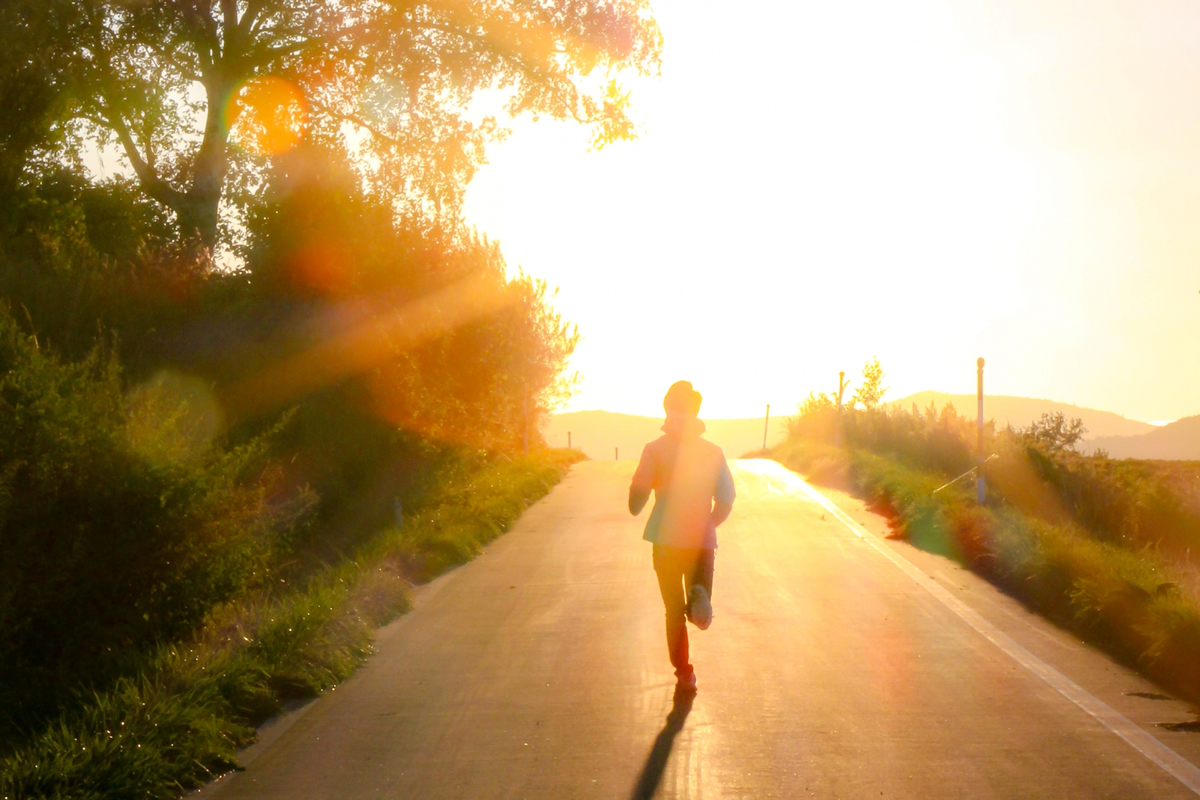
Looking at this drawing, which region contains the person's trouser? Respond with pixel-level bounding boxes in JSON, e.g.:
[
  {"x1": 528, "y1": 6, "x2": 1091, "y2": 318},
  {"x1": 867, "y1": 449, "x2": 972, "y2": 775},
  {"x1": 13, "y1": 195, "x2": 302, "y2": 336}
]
[{"x1": 652, "y1": 544, "x2": 715, "y2": 678}]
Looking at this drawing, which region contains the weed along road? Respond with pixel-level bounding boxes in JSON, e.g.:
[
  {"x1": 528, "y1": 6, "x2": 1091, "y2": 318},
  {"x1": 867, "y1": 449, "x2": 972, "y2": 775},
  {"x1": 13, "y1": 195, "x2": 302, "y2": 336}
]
[{"x1": 199, "y1": 460, "x2": 1200, "y2": 799}]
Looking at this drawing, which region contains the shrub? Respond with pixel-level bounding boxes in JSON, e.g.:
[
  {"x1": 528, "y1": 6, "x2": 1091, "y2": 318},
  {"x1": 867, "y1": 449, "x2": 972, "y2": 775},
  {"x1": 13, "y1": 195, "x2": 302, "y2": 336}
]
[
  {"x1": 777, "y1": 384, "x2": 1200, "y2": 704},
  {"x1": 0, "y1": 311, "x2": 304, "y2": 733},
  {"x1": 0, "y1": 449, "x2": 579, "y2": 799}
]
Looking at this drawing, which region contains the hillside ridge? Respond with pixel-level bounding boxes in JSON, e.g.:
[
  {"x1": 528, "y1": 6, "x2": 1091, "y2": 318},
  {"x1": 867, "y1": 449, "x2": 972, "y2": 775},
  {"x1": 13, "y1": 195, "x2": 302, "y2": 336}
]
[
  {"x1": 1088, "y1": 415, "x2": 1200, "y2": 460},
  {"x1": 888, "y1": 391, "x2": 1155, "y2": 440},
  {"x1": 550, "y1": 395, "x2": 1199, "y2": 462}
]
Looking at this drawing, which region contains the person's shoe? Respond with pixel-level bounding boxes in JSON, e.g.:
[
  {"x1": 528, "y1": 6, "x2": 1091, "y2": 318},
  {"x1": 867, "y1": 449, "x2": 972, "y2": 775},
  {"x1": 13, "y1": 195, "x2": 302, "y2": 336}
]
[
  {"x1": 688, "y1": 584, "x2": 713, "y2": 630},
  {"x1": 676, "y1": 670, "x2": 698, "y2": 692}
]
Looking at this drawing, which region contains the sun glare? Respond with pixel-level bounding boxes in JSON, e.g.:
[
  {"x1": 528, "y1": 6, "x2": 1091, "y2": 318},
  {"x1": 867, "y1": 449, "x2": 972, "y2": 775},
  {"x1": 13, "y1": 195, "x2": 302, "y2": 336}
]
[{"x1": 463, "y1": 0, "x2": 1200, "y2": 423}]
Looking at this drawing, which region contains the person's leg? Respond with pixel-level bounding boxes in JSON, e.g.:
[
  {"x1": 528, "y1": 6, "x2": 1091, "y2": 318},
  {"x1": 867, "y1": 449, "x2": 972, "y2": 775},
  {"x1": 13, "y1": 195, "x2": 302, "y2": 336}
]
[
  {"x1": 685, "y1": 548, "x2": 715, "y2": 629},
  {"x1": 692, "y1": 548, "x2": 715, "y2": 599},
  {"x1": 652, "y1": 545, "x2": 691, "y2": 678}
]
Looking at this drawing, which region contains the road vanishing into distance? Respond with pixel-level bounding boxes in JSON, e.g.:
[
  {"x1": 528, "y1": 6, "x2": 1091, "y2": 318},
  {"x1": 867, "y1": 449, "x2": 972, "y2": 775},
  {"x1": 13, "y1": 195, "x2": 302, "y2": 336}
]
[{"x1": 198, "y1": 460, "x2": 1200, "y2": 799}]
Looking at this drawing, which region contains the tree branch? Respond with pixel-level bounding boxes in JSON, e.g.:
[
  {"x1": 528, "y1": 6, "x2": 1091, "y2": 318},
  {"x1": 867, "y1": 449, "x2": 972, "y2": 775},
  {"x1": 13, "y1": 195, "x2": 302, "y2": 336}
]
[
  {"x1": 220, "y1": 0, "x2": 238, "y2": 32},
  {"x1": 172, "y1": 1, "x2": 219, "y2": 75},
  {"x1": 76, "y1": 1, "x2": 183, "y2": 209},
  {"x1": 308, "y1": 98, "x2": 405, "y2": 148},
  {"x1": 141, "y1": 33, "x2": 203, "y2": 83},
  {"x1": 105, "y1": 106, "x2": 188, "y2": 211},
  {"x1": 243, "y1": 0, "x2": 267, "y2": 37},
  {"x1": 220, "y1": 0, "x2": 240, "y2": 57},
  {"x1": 244, "y1": 36, "x2": 313, "y2": 68},
  {"x1": 388, "y1": 17, "x2": 593, "y2": 123}
]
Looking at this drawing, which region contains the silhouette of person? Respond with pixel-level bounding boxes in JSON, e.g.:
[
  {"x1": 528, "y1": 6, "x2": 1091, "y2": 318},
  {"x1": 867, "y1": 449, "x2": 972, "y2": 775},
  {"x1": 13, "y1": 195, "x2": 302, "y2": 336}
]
[{"x1": 629, "y1": 381, "x2": 736, "y2": 692}]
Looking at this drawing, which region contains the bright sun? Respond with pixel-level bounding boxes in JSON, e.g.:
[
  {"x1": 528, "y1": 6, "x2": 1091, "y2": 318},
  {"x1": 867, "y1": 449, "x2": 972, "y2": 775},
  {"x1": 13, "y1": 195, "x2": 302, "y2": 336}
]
[{"x1": 463, "y1": 0, "x2": 1200, "y2": 422}]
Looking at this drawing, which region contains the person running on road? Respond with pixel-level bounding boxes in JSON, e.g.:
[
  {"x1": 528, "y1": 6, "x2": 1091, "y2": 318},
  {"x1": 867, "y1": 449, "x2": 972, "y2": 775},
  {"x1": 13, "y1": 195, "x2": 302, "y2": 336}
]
[{"x1": 629, "y1": 381, "x2": 736, "y2": 692}]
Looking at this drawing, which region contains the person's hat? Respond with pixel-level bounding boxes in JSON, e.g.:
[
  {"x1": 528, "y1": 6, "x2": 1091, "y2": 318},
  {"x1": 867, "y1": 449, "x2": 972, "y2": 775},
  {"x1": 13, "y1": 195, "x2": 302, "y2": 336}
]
[{"x1": 663, "y1": 381, "x2": 702, "y2": 417}]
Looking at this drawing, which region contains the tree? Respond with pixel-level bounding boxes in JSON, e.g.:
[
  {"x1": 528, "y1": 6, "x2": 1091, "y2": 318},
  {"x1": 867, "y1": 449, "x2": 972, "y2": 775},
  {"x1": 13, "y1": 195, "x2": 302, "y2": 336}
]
[
  {"x1": 787, "y1": 390, "x2": 837, "y2": 440},
  {"x1": 42, "y1": 0, "x2": 662, "y2": 251},
  {"x1": 797, "y1": 390, "x2": 834, "y2": 417},
  {"x1": 0, "y1": 0, "x2": 79, "y2": 210},
  {"x1": 851, "y1": 356, "x2": 887, "y2": 410},
  {"x1": 1019, "y1": 412, "x2": 1086, "y2": 453}
]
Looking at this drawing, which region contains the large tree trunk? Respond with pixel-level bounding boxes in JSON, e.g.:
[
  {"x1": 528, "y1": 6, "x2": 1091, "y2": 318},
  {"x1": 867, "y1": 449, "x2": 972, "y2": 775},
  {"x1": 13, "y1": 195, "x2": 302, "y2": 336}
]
[
  {"x1": 173, "y1": 191, "x2": 222, "y2": 254},
  {"x1": 180, "y1": 75, "x2": 234, "y2": 252}
]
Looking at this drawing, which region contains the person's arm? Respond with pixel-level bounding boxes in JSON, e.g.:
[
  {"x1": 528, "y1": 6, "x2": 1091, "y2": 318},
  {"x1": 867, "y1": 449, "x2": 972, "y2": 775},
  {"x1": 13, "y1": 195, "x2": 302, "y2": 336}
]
[
  {"x1": 629, "y1": 445, "x2": 654, "y2": 515},
  {"x1": 629, "y1": 485, "x2": 651, "y2": 516},
  {"x1": 710, "y1": 457, "x2": 736, "y2": 527},
  {"x1": 710, "y1": 498, "x2": 733, "y2": 527}
]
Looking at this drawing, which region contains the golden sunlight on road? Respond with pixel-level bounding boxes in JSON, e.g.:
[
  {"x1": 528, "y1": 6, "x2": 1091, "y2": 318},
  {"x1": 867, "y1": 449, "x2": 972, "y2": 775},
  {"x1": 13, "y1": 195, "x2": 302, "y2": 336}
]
[{"x1": 202, "y1": 460, "x2": 1200, "y2": 799}]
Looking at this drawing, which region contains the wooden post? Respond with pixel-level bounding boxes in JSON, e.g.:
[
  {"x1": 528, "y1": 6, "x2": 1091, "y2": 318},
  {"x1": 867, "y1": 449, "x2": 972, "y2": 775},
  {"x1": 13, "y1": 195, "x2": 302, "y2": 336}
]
[
  {"x1": 977, "y1": 357, "x2": 985, "y2": 504},
  {"x1": 836, "y1": 371, "x2": 848, "y2": 446},
  {"x1": 568, "y1": 431, "x2": 572, "y2": 450},
  {"x1": 615, "y1": 446, "x2": 619, "y2": 460},
  {"x1": 763, "y1": 404, "x2": 771, "y2": 451}
]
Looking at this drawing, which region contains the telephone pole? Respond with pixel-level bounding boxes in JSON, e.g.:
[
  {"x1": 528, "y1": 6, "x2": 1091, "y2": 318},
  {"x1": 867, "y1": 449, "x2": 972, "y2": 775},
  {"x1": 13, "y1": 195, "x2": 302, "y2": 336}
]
[
  {"x1": 762, "y1": 404, "x2": 771, "y2": 451},
  {"x1": 836, "y1": 371, "x2": 849, "y2": 446},
  {"x1": 977, "y1": 357, "x2": 985, "y2": 504}
]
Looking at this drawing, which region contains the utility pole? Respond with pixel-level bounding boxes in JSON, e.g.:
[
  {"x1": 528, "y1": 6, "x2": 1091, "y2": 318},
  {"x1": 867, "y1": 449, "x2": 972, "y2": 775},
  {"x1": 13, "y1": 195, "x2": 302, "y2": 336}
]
[
  {"x1": 762, "y1": 404, "x2": 771, "y2": 451},
  {"x1": 836, "y1": 371, "x2": 849, "y2": 446},
  {"x1": 567, "y1": 431, "x2": 572, "y2": 450},
  {"x1": 977, "y1": 357, "x2": 985, "y2": 504},
  {"x1": 615, "y1": 447, "x2": 619, "y2": 460}
]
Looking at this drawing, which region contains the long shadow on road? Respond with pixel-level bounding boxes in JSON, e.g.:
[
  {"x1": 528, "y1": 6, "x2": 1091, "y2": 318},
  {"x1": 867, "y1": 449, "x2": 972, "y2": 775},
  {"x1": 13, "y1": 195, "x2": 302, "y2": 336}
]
[{"x1": 629, "y1": 689, "x2": 695, "y2": 800}]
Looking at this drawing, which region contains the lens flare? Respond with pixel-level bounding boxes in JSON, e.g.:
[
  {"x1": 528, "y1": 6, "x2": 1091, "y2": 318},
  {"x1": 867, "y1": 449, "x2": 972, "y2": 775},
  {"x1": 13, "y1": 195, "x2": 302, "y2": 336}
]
[
  {"x1": 127, "y1": 371, "x2": 223, "y2": 466},
  {"x1": 219, "y1": 271, "x2": 517, "y2": 426},
  {"x1": 226, "y1": 77, "x2": 310, "y2": 156},
  {"x1": 291, "y1": 238, "x2": 354, "y2": 296}
]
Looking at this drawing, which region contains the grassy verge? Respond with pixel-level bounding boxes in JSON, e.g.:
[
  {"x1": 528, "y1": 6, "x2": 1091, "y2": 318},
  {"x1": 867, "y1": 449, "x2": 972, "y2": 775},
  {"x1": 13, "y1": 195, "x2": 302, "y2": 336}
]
[
  {"x1": 774, "y1": 438, "x2": 1200, "y2": 706},
  {"x1": 0, "y1": 448, "x2": 582, "y2": 800}
]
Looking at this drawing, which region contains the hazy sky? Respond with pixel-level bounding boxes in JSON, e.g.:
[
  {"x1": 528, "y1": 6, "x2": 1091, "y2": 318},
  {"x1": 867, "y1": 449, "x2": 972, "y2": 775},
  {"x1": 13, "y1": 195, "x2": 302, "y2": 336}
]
[{"x1": 463, "y1": 0, "x2": 1200, "y2": 422}]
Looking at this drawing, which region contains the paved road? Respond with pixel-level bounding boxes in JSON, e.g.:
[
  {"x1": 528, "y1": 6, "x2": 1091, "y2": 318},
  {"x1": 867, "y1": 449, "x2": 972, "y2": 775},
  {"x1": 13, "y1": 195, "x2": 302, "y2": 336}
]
[{"x1": 201, "y1": 460, "x2": 1200, "y2": 799}]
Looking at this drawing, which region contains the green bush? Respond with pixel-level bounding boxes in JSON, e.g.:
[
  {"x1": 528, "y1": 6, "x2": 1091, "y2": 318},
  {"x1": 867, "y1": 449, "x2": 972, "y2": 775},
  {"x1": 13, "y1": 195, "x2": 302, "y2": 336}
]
[
  {"x1": 0, "y1": 449, "x2": 580, "y2": 800},
  {"x1": 0, "y1": 311, "x2": 304, "y2": 734},
  {"x1": 776, "y1": 397, "x2": 1200, "y2": 704},
  {"x1": 0, "y1": 146, "x2": 584, "y2": 773}
]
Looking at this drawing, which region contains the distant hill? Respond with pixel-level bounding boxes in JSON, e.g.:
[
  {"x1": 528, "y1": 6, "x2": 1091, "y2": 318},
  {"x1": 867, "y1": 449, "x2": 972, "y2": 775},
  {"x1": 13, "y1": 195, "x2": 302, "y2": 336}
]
[
  {"x1": 543, "y1": 410, "x2": 789, "y2": 461},
  {"x1": 1087, "y1": 415, "x2": 1200, "y2": 460},
  {"x1": 548, "y1": 398, "x2": 1199, "y2": 462},
  {"x1": 888, "y1": 392, "x2": 1156, "y2": 440}
]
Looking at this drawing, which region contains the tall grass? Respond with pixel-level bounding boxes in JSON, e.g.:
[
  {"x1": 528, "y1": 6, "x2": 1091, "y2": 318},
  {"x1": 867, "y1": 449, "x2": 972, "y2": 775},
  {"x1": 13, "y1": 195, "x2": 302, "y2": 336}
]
[
  {"x1": 0, "y1": 449, "x2": 581, "y2": 800},
  {"x1": 775, "y1": 406, "x2": 1200, "y2": 705}
]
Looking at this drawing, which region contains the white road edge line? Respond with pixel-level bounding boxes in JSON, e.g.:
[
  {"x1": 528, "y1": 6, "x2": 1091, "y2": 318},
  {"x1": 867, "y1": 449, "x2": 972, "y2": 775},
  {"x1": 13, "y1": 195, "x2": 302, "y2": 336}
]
[{"x1": 794, "y1": 473, "x2": 1200, "y2": 796}]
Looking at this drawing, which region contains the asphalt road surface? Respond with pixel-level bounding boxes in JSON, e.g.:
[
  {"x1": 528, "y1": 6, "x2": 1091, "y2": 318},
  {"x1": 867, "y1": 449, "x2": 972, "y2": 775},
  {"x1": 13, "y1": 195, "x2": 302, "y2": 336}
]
[{"x1": 199, "y1": 460, "x2": 1200, "y2": 799}]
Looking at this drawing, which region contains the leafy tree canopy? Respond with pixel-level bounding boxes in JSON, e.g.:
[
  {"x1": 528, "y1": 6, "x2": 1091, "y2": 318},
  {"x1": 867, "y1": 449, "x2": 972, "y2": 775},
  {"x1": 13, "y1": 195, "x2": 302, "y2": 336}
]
[
  {"x1": 851, "y1": 356, "x2": 887, "y2": 410},
  {"x1": 18, "y1": 0, "x2": 661, "y2": 250},
  {"x1": 1019, "y1": 411, "x2": 1087, "y2": 453}
]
